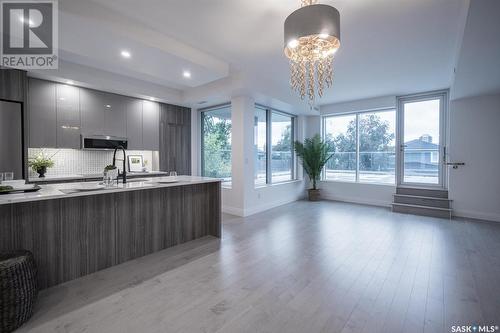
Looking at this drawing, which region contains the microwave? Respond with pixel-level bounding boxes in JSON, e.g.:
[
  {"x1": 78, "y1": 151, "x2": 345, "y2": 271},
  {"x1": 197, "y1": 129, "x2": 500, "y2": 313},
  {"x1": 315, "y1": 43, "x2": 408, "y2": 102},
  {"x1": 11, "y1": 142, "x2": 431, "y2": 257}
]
[{"x1": 81, "y1": 135, "x2": 128, "y2": 150}]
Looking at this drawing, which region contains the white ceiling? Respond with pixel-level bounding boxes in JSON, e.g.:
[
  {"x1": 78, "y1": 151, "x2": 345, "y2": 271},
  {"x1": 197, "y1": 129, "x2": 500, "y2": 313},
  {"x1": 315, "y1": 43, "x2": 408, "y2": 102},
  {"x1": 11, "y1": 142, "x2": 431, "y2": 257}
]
[{"x1": 31, "y1": 0, "x2": 471, "y2": 112}]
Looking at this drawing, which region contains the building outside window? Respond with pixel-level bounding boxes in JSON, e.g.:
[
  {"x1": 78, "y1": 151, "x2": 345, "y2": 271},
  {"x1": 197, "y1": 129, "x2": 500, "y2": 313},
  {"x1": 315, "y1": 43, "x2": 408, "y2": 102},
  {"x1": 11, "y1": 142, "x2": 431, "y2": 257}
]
[
  {"x1": 254, "y1": 106, "x2": 296, "y2": 185},
  {"x1": 201, "y1": 105, "x2": 232, "y2": 186}
]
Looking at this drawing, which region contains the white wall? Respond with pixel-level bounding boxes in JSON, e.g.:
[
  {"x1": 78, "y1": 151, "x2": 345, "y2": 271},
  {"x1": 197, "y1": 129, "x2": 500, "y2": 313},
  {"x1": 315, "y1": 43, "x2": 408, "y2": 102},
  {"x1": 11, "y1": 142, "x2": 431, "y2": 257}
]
[
  {"x1": 448, "y1": 93, "x2": 500, "y2": 222},
  {"x1": 320, "y1": 95, "x2": 396, "y2": 115},
  {"x1": 311, "y1": 95, "x2": 397, "y2": 207},
  {"x1": 192, "y1": 96, "x2": 306, "y2": 217}
]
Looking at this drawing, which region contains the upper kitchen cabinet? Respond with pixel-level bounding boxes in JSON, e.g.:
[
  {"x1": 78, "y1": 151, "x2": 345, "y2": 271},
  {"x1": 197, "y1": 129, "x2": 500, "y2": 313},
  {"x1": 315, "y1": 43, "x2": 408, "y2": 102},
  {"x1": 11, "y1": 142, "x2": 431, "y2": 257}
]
[
  {"x1": 80, "y1": 89, "x2": 126, "y2": 137},
  {"x1": 56, "y1": 84, "x2": 81, "y2": 149},
  {"x1": 142, "y1": 100, "x2": 159, "y2": 150},
  {"x1": 126, "y1": 98, "x2": 143, "y2": 150},
  {"x1": 29, "y1": 78, "x2": 57, "y2": 148},
  {"x1": 80, "y1": 89, "x2": 105, "y2": 136},
  {"x1": 103, "y1": 94, "x2": 127, "y2": 137}
]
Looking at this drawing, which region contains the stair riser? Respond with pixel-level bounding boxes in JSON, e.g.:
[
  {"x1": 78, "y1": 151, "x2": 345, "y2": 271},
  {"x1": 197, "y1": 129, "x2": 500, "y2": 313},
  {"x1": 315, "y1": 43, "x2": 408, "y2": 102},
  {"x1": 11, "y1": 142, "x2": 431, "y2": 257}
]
[
  {"x1": 396, "y1": 188, "x2": 448, "y2": 198},
  {"x1": 394, "y1": 196, "x2": 451, "y2": 209},
  {"x1": 392, "y1": 205, "x2": 451, "y2": 219}
]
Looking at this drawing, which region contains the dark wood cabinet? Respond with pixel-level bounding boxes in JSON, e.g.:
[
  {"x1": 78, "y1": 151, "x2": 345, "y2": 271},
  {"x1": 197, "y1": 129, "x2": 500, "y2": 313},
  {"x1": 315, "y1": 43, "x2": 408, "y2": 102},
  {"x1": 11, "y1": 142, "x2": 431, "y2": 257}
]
[
  {"x1": 160, "y1": 104, "x2": 191, "y2": 175},
  {"x1": 0, "y1": 182, "x2": 221, "y2": 289}
]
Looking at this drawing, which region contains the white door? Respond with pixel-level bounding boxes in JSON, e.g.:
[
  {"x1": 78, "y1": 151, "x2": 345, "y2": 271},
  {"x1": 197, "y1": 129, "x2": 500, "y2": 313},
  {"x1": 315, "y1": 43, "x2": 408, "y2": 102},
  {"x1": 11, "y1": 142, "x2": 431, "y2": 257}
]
[{"x1": 397, "y1": 91, "x2": 447, "y2": 188}]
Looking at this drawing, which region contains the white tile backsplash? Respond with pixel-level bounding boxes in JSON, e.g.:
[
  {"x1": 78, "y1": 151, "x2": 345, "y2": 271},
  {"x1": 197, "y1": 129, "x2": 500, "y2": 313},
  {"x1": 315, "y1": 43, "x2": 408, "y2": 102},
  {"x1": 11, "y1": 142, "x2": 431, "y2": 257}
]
[{"x1": 28, "y1": 148, "x2": 159, "y2": 178}]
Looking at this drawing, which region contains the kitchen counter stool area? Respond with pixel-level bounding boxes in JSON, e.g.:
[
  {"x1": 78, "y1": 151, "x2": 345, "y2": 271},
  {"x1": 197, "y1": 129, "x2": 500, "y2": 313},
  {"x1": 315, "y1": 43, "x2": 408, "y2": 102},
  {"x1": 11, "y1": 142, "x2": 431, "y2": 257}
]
[{"x1": 0, "y1": 177, "x2": 221, "y2": 290}]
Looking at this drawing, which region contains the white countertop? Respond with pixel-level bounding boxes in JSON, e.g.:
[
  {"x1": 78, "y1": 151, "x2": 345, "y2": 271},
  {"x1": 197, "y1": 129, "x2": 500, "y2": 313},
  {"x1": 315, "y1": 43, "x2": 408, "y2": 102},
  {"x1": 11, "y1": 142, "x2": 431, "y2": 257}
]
[
  {"x1": 0, "y1": 176, "x2": 221, "y2": 205},
  {"x1": 28, "y1": 171, "x2": 169, "y2": 183}
]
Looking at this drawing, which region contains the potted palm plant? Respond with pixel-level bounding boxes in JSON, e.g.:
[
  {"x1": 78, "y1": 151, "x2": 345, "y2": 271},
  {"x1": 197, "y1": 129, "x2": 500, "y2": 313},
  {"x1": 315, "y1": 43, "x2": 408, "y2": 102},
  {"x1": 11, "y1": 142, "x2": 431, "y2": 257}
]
[{"x1": 294, "y1": 134, "x2": 334, "y2": 201}]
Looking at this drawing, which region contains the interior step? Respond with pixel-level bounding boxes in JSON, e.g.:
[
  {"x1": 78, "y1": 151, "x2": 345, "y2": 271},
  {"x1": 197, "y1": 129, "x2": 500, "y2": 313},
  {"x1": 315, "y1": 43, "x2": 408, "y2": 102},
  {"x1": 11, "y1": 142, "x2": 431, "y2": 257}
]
[
  {"x1": 393, "y1": 194, "x2": 452, "y2": 209},
  {"x1": 392, "y1": 203, "x2": 451, "y2": 219},
  {"x1": 396, "y1": 187, "x2": 448, "y2": 198}
]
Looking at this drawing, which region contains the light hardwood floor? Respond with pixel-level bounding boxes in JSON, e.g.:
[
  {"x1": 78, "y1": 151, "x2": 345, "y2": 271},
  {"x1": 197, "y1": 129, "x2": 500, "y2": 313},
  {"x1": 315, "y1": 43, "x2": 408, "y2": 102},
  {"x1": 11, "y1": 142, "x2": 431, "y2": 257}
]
[{"x1": 17, "y1": 201, "x2": 500, "y2": 333}]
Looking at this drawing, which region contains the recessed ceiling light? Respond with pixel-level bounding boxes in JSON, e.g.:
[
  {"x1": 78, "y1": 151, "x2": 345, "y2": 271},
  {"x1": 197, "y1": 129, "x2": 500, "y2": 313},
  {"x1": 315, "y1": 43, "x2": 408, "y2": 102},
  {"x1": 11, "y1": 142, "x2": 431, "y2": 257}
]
[
  {"x1": 183, "y1": 70, "x2": 191, "y2": 78},
  {"x1": 105, "y1": 105, "x2": 111, "y2": 108},
  {"x1": 66, "y1": 80, "x2": 74, "y2": 85},
  {"x1": 121, "y1": 50, "x2": 131, "y2": 58}
]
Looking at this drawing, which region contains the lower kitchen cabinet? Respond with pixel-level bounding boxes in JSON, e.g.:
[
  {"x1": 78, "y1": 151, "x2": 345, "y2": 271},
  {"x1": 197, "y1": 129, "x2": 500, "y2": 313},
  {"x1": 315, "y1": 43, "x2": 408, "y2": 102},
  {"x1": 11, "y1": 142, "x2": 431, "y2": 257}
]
[{"x1": 0, "y1": 181, "x2": 221, "y2": 289}]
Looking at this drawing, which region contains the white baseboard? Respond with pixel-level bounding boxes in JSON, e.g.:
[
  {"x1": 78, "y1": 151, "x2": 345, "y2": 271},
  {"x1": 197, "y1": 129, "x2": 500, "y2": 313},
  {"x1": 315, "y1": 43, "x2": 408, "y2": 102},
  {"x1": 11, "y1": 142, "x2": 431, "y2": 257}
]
[
  {"x1": 320, "y1": 193, "x2": 392, "y2": 208},
  {"x1": 243, "y1": 196, "x2": 302, "y2": 217},
  {"x1": 453, "y1": 209, "x2": 500, "y2": 222},
  {"x1": 222, "y1": 196, "x2": 304, "y2": 217},
  {"x1": 222, "y1": 206, "x2": 245, "y2": 217}
]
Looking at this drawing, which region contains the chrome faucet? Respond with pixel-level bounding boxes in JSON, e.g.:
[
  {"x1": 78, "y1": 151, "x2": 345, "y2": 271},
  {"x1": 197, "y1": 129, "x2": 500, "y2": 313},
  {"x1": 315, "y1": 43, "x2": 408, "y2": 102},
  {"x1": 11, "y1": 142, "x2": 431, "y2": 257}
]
[{"x1": 112, "y1": 145, "x2": 127, "y2": 183}]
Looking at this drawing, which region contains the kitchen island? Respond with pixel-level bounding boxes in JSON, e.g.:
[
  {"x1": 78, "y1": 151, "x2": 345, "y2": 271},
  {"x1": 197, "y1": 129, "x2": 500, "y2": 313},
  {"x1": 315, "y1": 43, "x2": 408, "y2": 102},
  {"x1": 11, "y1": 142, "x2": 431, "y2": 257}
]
[{"x1": 0, "y1": 176, "x2": 221, "y2": 289}]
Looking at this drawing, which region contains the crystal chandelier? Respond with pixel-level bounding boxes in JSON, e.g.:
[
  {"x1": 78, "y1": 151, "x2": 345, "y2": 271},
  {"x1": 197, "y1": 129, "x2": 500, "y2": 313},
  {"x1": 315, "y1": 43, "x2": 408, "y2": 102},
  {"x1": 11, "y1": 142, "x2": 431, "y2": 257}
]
[{"x1": 284, "y1": 0, "x2": 341, "y2": 104}]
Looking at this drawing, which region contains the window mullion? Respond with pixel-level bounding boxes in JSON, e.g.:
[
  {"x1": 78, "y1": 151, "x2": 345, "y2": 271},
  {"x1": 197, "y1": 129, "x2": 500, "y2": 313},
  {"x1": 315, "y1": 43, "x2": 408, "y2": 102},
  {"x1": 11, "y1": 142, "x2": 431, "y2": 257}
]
[
  {"x1": 266, "y1": 109, "x2": 272, "y2": 184},
  {"x1": 355, "y1": 113, "x2": 360, "y2": 183}
]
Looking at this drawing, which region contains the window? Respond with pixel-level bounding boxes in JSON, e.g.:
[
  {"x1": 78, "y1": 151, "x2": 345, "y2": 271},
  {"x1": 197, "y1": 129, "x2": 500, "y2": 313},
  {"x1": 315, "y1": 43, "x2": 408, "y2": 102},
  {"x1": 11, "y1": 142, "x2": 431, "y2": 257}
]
[
  {"x1": 323, "y1": 109, "x2": 396, "y2": 184},
  {"x1": 254, "y1": 106, "x2": 295, "y2": 185},
  {"x1": 272, "y1": 112, "x2": 294, "y2": 183},
  {"x1": 254, "y1": 108, "x2": 267, "y2": 186},
  {"x1": 358, "y1": 111, "x2": 396, "y2": 184},
  {"x1": 324, "y1": 114, "x2": 356, "y2": 182},
  {"x1": 201, "y1": 105, "x2": 232, "y2": 186}
]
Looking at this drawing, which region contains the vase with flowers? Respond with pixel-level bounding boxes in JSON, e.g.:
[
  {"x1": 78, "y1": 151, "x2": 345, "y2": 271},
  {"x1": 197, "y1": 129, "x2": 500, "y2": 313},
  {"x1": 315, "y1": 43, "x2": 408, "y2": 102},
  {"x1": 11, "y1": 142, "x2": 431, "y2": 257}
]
[{"x1": 28, "y1": 150, "x2": 57, "y2": 178}]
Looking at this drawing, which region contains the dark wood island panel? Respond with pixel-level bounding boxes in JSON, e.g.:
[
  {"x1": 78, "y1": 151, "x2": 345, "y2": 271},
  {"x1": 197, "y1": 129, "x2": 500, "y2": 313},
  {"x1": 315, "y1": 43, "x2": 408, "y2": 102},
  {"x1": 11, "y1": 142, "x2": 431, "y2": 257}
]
[{"x1": 0, "y1": 182, "x2": 221, "y2": 289}]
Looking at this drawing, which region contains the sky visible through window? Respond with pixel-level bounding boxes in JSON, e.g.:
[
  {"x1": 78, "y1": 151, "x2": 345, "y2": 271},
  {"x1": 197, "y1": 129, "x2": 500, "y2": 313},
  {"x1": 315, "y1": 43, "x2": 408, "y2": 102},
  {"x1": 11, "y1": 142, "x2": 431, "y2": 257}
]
[{"x1": 404, "y1": 99, "x2": 440, "y2": 143}]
